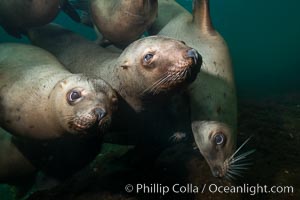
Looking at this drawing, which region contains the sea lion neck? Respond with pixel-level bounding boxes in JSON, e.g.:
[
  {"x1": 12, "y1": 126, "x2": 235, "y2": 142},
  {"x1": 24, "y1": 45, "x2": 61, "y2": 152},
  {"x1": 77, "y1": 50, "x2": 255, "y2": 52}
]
[
  {"x1": 193, "y1": 0, "x2": 215, "y2": 35},
  {"x1": 111, "y1": 62, "x2": 144, "y2": 112}
]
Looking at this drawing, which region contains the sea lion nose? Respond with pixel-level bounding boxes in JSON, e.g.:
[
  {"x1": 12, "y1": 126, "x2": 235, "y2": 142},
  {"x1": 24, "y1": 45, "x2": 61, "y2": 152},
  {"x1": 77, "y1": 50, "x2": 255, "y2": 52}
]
[
  {"x1": 187, "y1": 48, "x2": 199, "y2": 64},
  {"x1": 212, "y1": 167, "x2": 222, "y2": 178},
  {"x1": 94, "y1": 108, "x2": 107, "y2": 121}
]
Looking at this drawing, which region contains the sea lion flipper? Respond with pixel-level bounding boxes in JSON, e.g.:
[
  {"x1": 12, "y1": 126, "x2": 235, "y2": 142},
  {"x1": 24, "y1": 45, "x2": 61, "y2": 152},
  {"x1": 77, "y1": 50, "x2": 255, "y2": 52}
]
[
  {"x1": 61, "y1": 0, "x2": 81, "y2": 23},
  {"x1": 193, "y1": 0, "x2": 214, "y2": 33}
]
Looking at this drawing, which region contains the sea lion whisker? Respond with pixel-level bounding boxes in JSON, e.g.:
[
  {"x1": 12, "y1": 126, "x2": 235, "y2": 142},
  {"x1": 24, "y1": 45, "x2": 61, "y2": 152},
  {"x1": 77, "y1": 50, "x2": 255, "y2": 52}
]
[
  {"x1": 230, "y1": 149, "x2": 256, "y2": 164},
  {"x1": 183, "y1": 69, "x2": 188, "y2": 78},
  {"x1": 225, "y1": 171, "x2": 237, "y2": 180},
  {"x1": 150, "y1": 73, "x2": 175, "y2": 94},
  {"x1": 230, "y1": 160, "x2": 252, "y2": 168},
  {"x1": 230, "y1": 156, "x2": 248, "y2": 164},
  {"x1": 177, "y1": 68, "x2": 187, "y2": 79},
  {"x1": 152, "y1": 71, "x2": 170, "y2": 83},
  {"x1": 157, "y1": 73, "x2": 173, "y2": 85},
  {"x1": 233, "y1": 149, "x2": 256, "y2": 159},
  {"x1": 149, "y1": 78, "x2": 167, "y2": 94},
  {"x1": 225, "y1": 172, "x2": 236, "y2": 180},
  {"x1": 231, "y1": 157, "x2": 253, "y2": 163},
  {"x1": 175, "y1": 70, "x2": 185, "y2": 80},
  {"x1": 142, "y1": 72, "x2": 171, "y2": 94},
  {"x1": 227, "y1": 169, "x2": 243, "y2": 177},
  {"x1": 228, "y1": 168, "x2": 245, "y2": 174},
  {"x1": 225, "y1": 173, "x2": 235, "y2": 181},
  {"x1": 228, "y1": 136, "x2": 254, "y2": 162},
  {"x1": 171, "y1": 69, "x2": 186, "y2": 82},
  {"x1": 229, "y1": 166, "x2": 249, "y2": 170},
  {"x1": 230, "y1": 162, "x2": 253, "y2": 168},
  {"x1": 169, "y1": 69, "x2": 185, "y2": 83}
]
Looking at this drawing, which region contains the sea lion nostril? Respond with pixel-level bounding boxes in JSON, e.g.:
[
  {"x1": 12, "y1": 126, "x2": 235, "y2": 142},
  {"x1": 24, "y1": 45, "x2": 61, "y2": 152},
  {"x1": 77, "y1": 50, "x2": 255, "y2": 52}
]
[
  {"x1": 212, "y1": 167, "x2": 221, "y2": 178},
  {"x1": 94, "y1": 108, "x2": 107, "y2": 121},
  {"x1": 187, "y1": 49, "x2": 198, "y2": 64}
]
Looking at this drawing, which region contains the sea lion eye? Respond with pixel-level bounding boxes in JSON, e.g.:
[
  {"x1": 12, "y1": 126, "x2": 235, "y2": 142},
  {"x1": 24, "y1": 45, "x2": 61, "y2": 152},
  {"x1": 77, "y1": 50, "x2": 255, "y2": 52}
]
[
  {"x1": 214, "y1": 133, "x2": 225, "y2": 145},
  {"x1": 144, "y1": 53, "x2": 153, "y2": 63},
  {"x1": 67, "y1": 90, "x2": 82, "y2": 104}
]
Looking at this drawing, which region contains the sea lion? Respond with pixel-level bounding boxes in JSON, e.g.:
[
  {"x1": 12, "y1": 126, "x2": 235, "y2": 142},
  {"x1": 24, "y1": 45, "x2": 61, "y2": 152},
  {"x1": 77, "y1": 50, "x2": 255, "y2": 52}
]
[
  {"x1": 70, "y1": 0, "x2": 158, "y2": 47},
  {"x1": 0, "y1": 43, "x2": 118, "y2": 182},
  {"x1": 0, "y1": 43, "x2": 118, "y2": 140},
  {"x1": 152, "y1": 0, "x2": 238, "y2": 178},
  {"x1": 27, "y1": 24, "x2": 202, "y2": 144},
  {"x1": 0, "y1": 0, "x2": 79, "y2": 38}
]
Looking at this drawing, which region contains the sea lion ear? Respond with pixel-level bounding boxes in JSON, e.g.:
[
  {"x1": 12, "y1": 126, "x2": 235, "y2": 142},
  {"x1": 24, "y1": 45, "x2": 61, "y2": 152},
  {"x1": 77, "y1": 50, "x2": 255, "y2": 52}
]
[
  {"x1": 120, "y1": 65, "x2": 129, "y2": 70},
  {"x1": 59, "y1": 79, "x2": 69, "y2": 88},
  {"x1": 121, "y1": 60, "x2": 129, "y2": 69}
]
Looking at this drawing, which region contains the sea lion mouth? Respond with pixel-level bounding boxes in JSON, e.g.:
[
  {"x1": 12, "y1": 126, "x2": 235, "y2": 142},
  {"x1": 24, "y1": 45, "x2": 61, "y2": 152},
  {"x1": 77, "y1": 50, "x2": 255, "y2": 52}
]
[
  {"x1": 71, "y1": 114, "x2": 98, "y2": 132},
  {"x1": 69, "y1": 110, "x2": 111, "y2": 133}
]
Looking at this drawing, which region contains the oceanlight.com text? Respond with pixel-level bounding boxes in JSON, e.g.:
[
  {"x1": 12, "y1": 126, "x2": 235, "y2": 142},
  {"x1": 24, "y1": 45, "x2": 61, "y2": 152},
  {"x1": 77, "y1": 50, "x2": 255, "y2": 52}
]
[{"x1": 124, "y1": 183, "x2": 294, "y2": 196}]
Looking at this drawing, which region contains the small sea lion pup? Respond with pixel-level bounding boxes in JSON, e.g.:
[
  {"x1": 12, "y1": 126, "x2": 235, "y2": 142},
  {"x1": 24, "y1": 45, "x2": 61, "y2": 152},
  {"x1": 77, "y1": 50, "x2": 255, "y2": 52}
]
[
  {"x1": 69, "y1": 0, "x2": 158, "y2": 47},
  {"x1": 152, "y1": 0, "x2": 238, "y2": 179},
  {"x1": 0, "y1": 43, "x2": 118, "y2": 140},
  {"x1": 27, "y1": 24, "x2": 202, "y2": 144},
  {"x1": 0, "y1": 0, "x2": 80, "y2": 38}
]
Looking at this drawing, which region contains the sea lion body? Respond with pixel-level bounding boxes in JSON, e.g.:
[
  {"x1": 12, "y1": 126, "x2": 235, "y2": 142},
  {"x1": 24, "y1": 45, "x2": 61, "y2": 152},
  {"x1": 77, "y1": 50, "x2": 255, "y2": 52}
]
[
  {"x1": 90, "y1": 0, "x2": 158, "y2": 47},
  {"x1": 0, "y1": 43, "x2": 117, "y2": 140},
  {"x1": 153, "y1": 0, "x2": 237, "y2": 178},
  {"x1": 28, "y1": 24, "x2": 202, "y2": 144},
  {"x1": 0, "y1": 43, "x2": 118, "y2": 182}
]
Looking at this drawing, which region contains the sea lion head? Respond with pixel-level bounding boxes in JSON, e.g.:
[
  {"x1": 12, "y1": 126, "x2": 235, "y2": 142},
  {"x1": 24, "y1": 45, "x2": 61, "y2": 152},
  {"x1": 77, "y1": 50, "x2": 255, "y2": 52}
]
[
  {"x1": 116, "y1": 36, "x2": 202, "y2": 95},
  {"x1": 91, "y1": 0, "x2": 158, "y2": 47},
  {"x1": 192, "y1": 121, "x2": 236, "y2": 179},
  {"x1": 51, "y1": 75, "x2": 118, "y2": 135}
]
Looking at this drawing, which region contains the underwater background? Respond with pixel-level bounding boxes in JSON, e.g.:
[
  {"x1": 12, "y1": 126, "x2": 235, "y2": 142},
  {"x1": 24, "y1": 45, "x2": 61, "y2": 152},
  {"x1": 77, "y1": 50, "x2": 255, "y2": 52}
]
[
  {"x1": 1, "y1": 0, "x2": 299, "y2": 98},
  {"x1": 0, "y1": 0, "x2": 299, "y2": 199}
]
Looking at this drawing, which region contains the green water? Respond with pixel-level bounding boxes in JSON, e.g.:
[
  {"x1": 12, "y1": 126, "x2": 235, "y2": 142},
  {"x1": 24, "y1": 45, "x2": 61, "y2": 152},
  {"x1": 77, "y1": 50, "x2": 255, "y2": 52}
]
[{"x1": 1, "y1": 0, "x2": 299, "y2": 97}]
